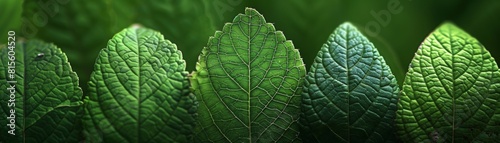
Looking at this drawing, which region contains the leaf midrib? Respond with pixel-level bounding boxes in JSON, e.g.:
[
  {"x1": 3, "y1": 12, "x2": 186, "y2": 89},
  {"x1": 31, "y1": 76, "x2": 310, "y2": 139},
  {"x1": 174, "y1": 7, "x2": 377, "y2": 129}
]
[
  {"x1": 345, "y1": 26, "x2": 351, "y2": 143},
  {"x1": 135, "y1": 28, "x2": 142, "y2": 143},
  {"x1": 247, "y1": 13, "x2": 252, "y2": 143},
  {"x1": 433, "y1": 26, "x2": 458, "y2": 141},
  {"x1": 448, "y1": 26, "x2": 456, "y2": 142}
]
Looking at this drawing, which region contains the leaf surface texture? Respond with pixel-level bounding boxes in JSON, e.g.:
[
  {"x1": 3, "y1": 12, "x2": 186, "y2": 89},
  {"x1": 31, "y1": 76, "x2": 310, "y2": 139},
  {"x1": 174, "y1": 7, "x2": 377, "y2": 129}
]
[{"x1": 83, "y1": 26, "x2": 197, "y2": 142}]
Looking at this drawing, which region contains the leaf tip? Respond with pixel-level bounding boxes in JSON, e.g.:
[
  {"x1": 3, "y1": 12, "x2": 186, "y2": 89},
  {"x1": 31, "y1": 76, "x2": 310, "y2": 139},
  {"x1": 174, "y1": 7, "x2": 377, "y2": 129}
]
[
  {"x1": 340, "y1": 21, "x2": 355, "y2": 27},
  {"x1": 242, "y1": 7, "x2": 266, "y2": 23},
  {"x1": 435, "y1": 21, "x2": 464, "y2": 34},
  {"x1": 438, "y1": 21, "x2": 457, "y2": 28},
  {"x1": 245, "y1": 7, "x2": 259, "y2": 15},
  {"x1": 130, "y1": 23, "x2": 143, "y2": 30}
]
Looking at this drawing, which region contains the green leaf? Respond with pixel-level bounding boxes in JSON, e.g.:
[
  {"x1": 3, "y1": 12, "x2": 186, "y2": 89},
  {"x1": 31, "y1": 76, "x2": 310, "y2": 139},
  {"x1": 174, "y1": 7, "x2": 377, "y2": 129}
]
[
  {"x1": 191, "y1": 8, "x2": 306, "y2": 142},
  {"x1": 0, "y1": 0, "x2": 22, "y2": 44},
  {"x1": 300, "y1": 22, "x2": 400, "y2": 143},
  {"x1": 0, "y1": 40, "x2": 83, "y2": 142},
  {"x1": 396, "y1": 23, "x2": 500, "y2": 142},
  {"x1": 83, "y1": 26, "x2": 197, "y2": 142}
]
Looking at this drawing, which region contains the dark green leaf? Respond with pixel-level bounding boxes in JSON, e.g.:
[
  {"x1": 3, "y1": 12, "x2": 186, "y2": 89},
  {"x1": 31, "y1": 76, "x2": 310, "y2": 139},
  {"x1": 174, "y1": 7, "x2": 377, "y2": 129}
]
[{"x1": 300, "y1": 22, "x2": 399, "y2": 143}]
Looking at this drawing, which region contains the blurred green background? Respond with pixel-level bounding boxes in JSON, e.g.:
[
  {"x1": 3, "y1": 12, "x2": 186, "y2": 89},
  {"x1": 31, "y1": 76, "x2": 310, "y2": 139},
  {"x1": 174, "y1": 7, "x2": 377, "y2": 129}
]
[{"x1": 1, "y1": 0, "x2": 499, "y2": 90}]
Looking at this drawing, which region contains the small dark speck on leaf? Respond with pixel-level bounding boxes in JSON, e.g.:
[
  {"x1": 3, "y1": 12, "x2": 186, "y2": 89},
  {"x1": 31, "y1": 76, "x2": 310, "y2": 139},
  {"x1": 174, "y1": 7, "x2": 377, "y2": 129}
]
[{"x1": 35, "y1": 53, "x2": 44, "y2": 60}]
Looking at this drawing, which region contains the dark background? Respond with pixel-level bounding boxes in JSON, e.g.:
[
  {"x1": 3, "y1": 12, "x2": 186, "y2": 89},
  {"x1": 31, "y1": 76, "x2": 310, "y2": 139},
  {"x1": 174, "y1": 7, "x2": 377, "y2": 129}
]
[{"x1": 1, "y1": 0, "x2": 499, "y2": 88}]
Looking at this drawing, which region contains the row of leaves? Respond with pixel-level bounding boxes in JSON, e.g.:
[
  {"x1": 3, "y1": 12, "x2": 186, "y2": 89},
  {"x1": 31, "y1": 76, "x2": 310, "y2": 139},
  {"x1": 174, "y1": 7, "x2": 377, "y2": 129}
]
[{"x1": 1, "y1": 8, "x2": 500, "y2": 143}]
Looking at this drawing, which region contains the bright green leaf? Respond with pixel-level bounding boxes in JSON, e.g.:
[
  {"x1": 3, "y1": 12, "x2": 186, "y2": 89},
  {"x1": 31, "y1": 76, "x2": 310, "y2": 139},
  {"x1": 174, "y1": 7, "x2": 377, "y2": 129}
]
[
  {"x1": 396, "y1": 23, "x2": 500, "y2": 142},
  {"x1": 191, "y1": 8, "x2": 306, "y2": 142},
  {"x1": 83, "y1": 26, "x2": 197, "y2": 142},
  {"x1": 0, "y1": 40, "x2": 84, "y2": 142},
  {"x1": 300, "y1": 22, "x2": 400, "y2": 143}
]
